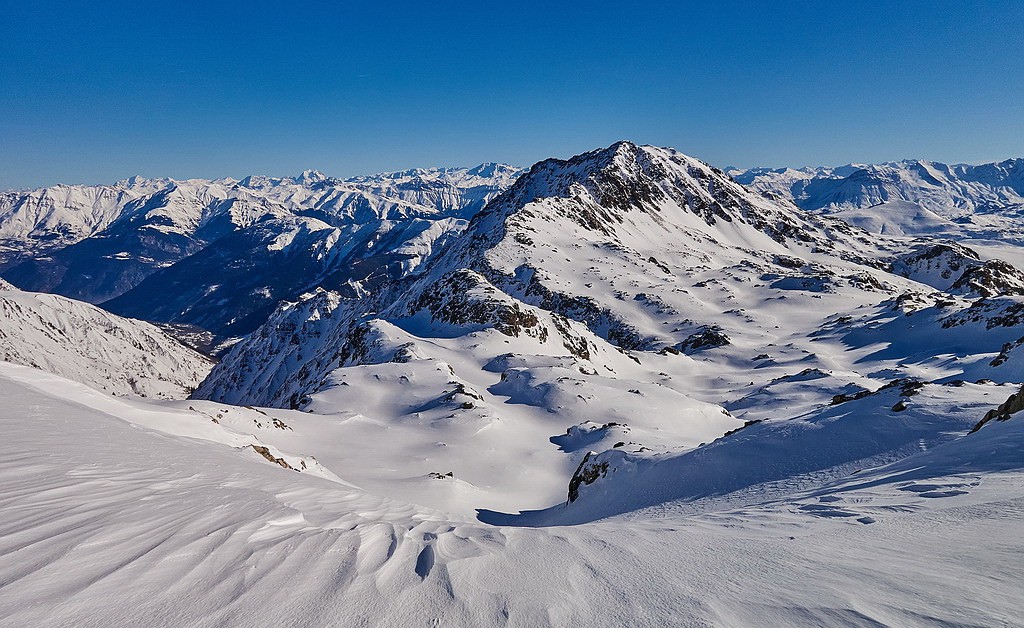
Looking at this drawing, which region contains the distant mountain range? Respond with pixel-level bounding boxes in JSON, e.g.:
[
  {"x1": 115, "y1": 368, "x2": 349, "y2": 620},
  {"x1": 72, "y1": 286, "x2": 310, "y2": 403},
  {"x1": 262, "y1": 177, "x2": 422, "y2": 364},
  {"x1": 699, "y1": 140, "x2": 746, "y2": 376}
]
[
  {"x1": 0, "y1": 164, "x2": 520, "y2": 338},
  {"x1": 5, "y1": 154, "x2": 1024, "y2": 349},
  {"x1": 728, "y1": 158, "x2": 1024, "y2": 239}
]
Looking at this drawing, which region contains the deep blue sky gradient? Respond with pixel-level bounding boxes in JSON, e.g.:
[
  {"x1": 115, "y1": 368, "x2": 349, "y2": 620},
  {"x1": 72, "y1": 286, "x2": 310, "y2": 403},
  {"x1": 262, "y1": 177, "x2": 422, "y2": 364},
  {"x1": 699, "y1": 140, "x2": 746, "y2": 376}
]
[{"x1": 2, "y1": 0, "x2": 1022, "y2": 189}]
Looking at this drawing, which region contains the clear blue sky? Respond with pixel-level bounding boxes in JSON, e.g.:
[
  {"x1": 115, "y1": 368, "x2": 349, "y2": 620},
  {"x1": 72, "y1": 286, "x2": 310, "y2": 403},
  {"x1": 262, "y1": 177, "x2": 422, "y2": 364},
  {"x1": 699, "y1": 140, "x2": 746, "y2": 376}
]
[{"x1": 2, "y1": 0, "x2": 1022, "y2": 189}]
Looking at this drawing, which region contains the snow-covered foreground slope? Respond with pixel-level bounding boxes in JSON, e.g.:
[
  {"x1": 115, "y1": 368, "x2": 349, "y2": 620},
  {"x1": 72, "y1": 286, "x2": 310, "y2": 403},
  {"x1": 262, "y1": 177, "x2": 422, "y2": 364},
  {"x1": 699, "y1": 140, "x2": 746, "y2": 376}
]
[
  {"x1": 0, "y1": 285, "x2": 212, "y2": 397},
  {"x1": 2, "y1": 363, "x2": 1023, "y2": 626}
]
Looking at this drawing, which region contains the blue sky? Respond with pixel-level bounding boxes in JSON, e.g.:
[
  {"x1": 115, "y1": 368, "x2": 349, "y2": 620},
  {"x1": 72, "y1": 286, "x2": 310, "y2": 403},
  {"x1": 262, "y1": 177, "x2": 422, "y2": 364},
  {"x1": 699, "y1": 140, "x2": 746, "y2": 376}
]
[{"x1": 1, "y1": 1, "x2": 1022, "y2": 189}]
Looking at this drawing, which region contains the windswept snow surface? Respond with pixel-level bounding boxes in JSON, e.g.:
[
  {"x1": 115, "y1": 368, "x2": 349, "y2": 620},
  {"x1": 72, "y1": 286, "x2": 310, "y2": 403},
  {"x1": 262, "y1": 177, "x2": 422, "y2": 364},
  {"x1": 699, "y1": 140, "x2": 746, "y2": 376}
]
[
  {"x1": 4, "y1": 143, "x2": 1024, "y2": 626},
  {"x1": 2, "y1": 362, "x2": 1023, "y2": 626}
]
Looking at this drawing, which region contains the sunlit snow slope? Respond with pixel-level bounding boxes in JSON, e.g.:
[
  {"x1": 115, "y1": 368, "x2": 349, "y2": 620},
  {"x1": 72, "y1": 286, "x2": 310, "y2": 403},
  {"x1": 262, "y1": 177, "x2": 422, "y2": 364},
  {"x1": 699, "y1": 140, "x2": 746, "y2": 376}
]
[{"x1": 2, "y1": 361, "x2": 1023, "y2": 626}]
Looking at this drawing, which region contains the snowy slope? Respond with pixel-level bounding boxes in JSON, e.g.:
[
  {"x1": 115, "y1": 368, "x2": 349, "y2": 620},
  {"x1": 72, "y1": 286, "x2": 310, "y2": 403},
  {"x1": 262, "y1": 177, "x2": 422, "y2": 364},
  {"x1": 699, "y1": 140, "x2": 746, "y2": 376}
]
[
  {"x1": 521, "y1": 378, "x2": 1019, "y2": 524},
  {"x1": 2, "y1": 351, "x2": 1023, "y2": 626},
  {"x1": 0, "y1": 285, "x2": 212, "y2": 397},
  {"x1": 825, "y1": 199, "x2": 957, "y2": 236}
]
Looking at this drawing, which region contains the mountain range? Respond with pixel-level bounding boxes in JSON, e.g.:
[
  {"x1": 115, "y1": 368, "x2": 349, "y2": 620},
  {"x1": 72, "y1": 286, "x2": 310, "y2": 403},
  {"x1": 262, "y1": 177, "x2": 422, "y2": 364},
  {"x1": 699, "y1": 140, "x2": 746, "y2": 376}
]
[
  {"x1": 2, "y1": 143, "x2": 1023, "y2": 625},
  {"x1": 0, "y1": 164, "x2": 519, "y2": 337},
  {"x1": 729, "y1": 158, "x2": 1024, "y2": 242}
]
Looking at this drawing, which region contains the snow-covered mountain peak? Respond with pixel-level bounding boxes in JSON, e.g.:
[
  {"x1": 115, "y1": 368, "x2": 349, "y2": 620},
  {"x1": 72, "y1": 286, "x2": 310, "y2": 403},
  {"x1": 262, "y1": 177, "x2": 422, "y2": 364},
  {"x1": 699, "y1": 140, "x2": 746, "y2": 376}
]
[
  {"x1": 482, "y1": 141, "x2": 706, "y2": 215},
  {"x1": 345, "y1": 163, "x2": 523, "y2": 190},
  {"x1": 467, "y1": 140, "x2": 857, "y2": 255},
  {"x1": 465, "y1": 162, "x2": 520, "y2": 179},
  {"x1": 295, "y1": 169, "x2": 329, "y2": 185}
]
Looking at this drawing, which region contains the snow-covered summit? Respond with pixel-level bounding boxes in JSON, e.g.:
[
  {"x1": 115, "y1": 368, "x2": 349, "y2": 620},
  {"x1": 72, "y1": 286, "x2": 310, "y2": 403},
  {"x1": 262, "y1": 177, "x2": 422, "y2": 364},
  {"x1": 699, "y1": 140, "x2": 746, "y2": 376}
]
[
  {"x1": 473, "y1": 141, "x2": 852, "y2": 245},
  {"x1": 295, "y1": 168, "x2": 329, "y2": 185}
]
